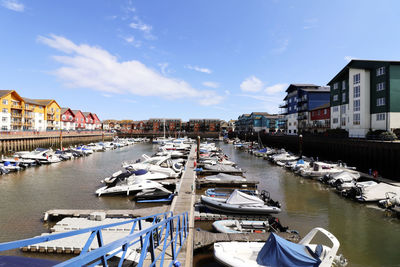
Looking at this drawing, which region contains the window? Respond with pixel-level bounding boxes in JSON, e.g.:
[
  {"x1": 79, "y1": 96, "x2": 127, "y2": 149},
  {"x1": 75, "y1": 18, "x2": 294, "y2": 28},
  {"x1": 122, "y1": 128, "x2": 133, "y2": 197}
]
[
  {"x1": 377, "y1": 82, "x2": 385, "y2": 91},
  {"x1": 2, "y1": 108, "x2": 7, "y2": 113},
  {"x1": 353, "y1": 113, "x2": 360, "y2": 125},
  {"x1": 353, "y1": 73, "x2": 360, "y2": 84},
  {"x1": 2, "y1": 99, "x2": 8, "y2": 105},
  {"x1": 341, "y1": 117, "x2": 346, "y2": 126},
  {"x1": 354, "y1": 86, "x2": 360, "y2": 98},
  {"x1": 69, "y1": 115, "x2": 73, "y2": 120},
  {"x1": 342, "y1": 80, "x2": 346, "y2": 90},
  {"x1": 333, "y1": 83, "x2": 339, "y2": 90},
  {"x1": 333, "y1": 106, "x2": 339, "y2": 112},
  {"x1": 25, "y1": 104, "x2": 29, "y2": 109},
  {"x1": 333, "y1": 95, "x2": 338, "y2": 101},
  {"x1": 376, "y1": 113, "x2": 386, "y2": 121},
  {"x1": 288, "y1": 130, "x2": 291, "y2": 133},
  {"x1": 1, "y1": 126, "x2": 7, "y2": 131},
  {"x1": 377, "y1": 97, "x2": 386, "y2": 106},
  {"x1": 81, "y1": 118, "x2": 83, "y2": 122},
  {"x1": 333, "y1": 118, "x2": 339, "y2": 124},
  {"x1": 62, "y1": 115, "x2": 66, "y2": 120},
  {"x1": 289, "y1": 98, "x2": 292, "y2": 103},
  {"x1": 376, "y1": 67, "x2": 385, "y2": 76},
  {"x1": 341, "y1": 105, "x2": 346, "y2": 114},
  {"x1": 342, "y1": 93, "x2": 346, "y2": 102},
  {"x1": 288, "y1": 122, "x2": 292, "y2": 126},
  {"x1": 2, "y1": 117, "x2": 6, "y2": 122},
  {"x1": 324, "y1": 109, "x2": 327, "y2": 115},
  {"x1": 51, "y1": 108, "x2": 54, "y2": 112},
  {"x1": 354, "y1": 100, "x2": 360, "y2": 111},
  {"x1": 38, "y1": 120, "x2": 42, "y2": 123},
  {"x1": 317, "y1": 110, "x2": 320, "y2": 115}
]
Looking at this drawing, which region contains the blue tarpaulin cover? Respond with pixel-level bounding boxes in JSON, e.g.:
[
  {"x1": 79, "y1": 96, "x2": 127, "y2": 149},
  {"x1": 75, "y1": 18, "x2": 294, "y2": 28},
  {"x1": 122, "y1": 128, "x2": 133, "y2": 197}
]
[
  {"x1": 297, "y1": 159, "x2": 305, "y2": 164},
  {"x1": 258, "y1": 148, "x2": 268, "y2": 153},
  {"x1": 256, "y1": 233, "x2": 321, "y2": 267},
  {"x1": 133, "y1": 169, "x2": 148, "y2": 175}
]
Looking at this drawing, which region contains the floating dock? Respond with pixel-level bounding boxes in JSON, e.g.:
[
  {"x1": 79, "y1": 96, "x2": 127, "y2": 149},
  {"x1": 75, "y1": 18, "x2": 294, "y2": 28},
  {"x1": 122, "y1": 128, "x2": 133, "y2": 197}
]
[
  {"x1": 196, "y1": 179, "x2": 259, "y2": 189},
  {"x1": 43, "y1": 206, "x2": 170, "y2": 222}
]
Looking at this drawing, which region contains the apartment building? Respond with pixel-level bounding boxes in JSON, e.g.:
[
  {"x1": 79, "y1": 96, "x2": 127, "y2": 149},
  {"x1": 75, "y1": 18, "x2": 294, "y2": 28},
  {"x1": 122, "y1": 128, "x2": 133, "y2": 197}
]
[
  {"x1": 328, "y1": 59, "x2": 400, "y2": 137},
  {"x1": 235, "y1": 112, "x2": 285, "y2": 133},
  {"x1": 280, "y1": 84, "x2": 330, "y2": 134}
]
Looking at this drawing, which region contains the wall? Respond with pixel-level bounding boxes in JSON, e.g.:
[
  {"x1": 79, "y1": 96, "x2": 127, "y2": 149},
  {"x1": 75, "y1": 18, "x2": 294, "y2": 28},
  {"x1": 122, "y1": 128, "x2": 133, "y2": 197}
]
[{"x1": 239, "y1": 134, "x2": 400, "y2": 181}]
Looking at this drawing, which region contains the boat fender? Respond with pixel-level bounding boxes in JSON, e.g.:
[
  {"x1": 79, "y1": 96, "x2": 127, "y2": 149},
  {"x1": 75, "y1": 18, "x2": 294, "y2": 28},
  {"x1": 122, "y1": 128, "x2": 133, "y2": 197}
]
[
  {"x1": 173, "y1": 260, "x2": 181, "y2": 267},
  {"x1": 373, "y1": 170, "x2": 378, "y2": 178}
]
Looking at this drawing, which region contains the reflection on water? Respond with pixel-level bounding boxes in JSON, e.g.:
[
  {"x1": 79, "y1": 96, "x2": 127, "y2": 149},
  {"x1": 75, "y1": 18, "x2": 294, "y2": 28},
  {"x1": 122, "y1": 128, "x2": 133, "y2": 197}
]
[
  {"x1": 194, "y1": 143, "x2": 400, "y2": 267},
  {"x1": 0, "y1": 144, "x2": 157, "y2": 245}
]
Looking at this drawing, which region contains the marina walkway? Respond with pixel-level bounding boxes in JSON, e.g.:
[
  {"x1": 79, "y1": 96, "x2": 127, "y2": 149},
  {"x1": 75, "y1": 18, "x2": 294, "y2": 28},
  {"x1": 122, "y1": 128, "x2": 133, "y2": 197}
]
[{"x1": 169, "y1": 145, "x2": 197, "y2": 267}]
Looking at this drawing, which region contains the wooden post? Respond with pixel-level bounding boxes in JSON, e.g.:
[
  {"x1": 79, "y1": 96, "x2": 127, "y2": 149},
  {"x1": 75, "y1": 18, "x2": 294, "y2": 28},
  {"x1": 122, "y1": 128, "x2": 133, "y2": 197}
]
[
  {"x1": 299, "y1": 134, "x2": 303, "y2": 158},
  {"x1": 196, "y1": 136, "x2": 200, "y2": 160},
  {"x1": 60, "y1": 129, "x2": 63, "y2": 150}
]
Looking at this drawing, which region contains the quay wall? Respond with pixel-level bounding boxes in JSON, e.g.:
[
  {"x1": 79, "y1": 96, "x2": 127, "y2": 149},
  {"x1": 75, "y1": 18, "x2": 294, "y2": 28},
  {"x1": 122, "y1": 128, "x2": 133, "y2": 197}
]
[
  {"x1": 117, "y1": 131, "x2": 220, "y2": 139},
  {"x1": 0, "y1": 132, "x2": 114, "y2": 155},
  {"x1": 238, "y1": 134, "x2": 400, "y2": 181}
]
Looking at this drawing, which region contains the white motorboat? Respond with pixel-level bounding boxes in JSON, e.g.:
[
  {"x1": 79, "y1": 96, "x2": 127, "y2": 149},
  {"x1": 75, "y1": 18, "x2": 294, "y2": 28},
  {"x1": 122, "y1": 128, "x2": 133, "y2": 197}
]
[
  {"x1": 300, "y1": 162, "x2": 343, "y2": 178},
  {"x1": 214, "y1": 227, "x2": 345, "y2": 267},
  {"x1": 122, "y1": 155, "x2": 183, "y2": 178},
  {"x1": 205, "y1": 173, "x2": 246, "y2": 182},
  {"x1": 102, "y1": 169, "x2": 169, "y2": 184},
  {"x1": 201, "y1": 190, "x2": 281, "y2": 215},
  {"x1": 86, "y1": 143, "x2": 105, "y2": 152},
  {"x1": 356, "y1": 182, "x2": 400, "y2": 202},
  {"x1": 96, "y1": 177, "x2": 171, "y2": 196},
  {"x1": 321, "y1": 171, "x2": 360, "y2": 186},
  {"x1": 212, "y1": 220, "x2": 270, "y2": 234}
]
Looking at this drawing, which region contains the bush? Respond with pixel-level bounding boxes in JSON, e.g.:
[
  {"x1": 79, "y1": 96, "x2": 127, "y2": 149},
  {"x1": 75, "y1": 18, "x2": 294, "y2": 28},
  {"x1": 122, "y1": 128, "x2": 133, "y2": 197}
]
[{"x1": 366, "y1": 129, "x2": 397, "y2": 141}]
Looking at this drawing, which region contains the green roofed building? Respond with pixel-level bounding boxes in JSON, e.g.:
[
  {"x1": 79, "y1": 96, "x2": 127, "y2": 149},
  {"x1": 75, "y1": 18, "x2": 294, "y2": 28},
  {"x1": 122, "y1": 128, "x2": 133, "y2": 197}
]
[{"x1": 328, "y1": 59, "x2": 400, "y2": 137}]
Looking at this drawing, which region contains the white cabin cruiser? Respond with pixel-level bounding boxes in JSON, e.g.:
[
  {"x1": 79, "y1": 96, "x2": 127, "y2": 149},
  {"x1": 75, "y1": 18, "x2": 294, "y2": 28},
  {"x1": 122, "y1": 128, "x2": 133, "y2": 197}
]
[
  {"x1": 122, "y1": 155, "x2": 183, "y2": 178},
  {"x1": 102, "y1": 169, "x2": 169, "y2": 184},
  {"x1": 214, "y1": 227, "x2": 345, "y2": 267},
  {"x1": 96, "y1": 177, "x2": 171, "y2": 196}
]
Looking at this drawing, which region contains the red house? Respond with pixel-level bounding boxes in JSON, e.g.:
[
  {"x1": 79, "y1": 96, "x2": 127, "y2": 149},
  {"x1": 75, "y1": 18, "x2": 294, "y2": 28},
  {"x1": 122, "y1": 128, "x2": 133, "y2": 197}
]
[
  {"x1": 92, "y1": 113, "x2": 101, "y2": 130},
  {"x1": 82, "y1": 112, "x2": 96, "y2": 130},
  {"x1": 61, "y1": 108, "x2": 76, "y2": 130},
  {"x1": 310, "y1": 103, "x2": 330, "y2": 133},
  {"x1": 72, "y1": 110, "x2": 86, "y2": 130}
]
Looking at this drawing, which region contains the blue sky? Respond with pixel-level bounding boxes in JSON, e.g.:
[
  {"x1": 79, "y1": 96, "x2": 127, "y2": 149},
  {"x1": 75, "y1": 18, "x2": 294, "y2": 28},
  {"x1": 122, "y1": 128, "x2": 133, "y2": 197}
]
[{"x1": 1, "y1": 0, "x2": 399, "y2": 121}]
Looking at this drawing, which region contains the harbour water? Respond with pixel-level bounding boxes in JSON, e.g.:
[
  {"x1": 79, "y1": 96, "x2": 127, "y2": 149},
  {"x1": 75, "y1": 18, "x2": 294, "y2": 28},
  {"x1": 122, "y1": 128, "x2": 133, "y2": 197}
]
[
  {"x1": 194, "y1": 143, "x2": 400, "y2": 267},
  {"x1": 0, "y1": 142, "x2": 399, "y2": 266}
]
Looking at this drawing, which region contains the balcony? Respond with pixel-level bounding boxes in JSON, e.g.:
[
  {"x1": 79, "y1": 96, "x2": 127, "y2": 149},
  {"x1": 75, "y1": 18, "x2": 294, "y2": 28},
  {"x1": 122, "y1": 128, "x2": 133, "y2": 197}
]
[
  {"x1": 11, "y1": 104, "x2": 22, "y2": 110},
  {"x1": 47, "y1": 115, "x2": 55, "y2": 121},
  {"x1": 24, "y1": 121, "x2": 33, "y2": 126},
  {"x1": 25, "y1": 106, "x2": 34, "y2": 111},
  {"x1": 11, "y1": 113, "x2": 22, "y2": 118},
  {"x1": 11, "y1": 121, "x2": 23, "y2": 126},
  {"x1": 24, "y1": 114, "x2": 34, "y2": 119},
  {"x1": 279, "y1": 102, "x2": 288, "y2": 108}
]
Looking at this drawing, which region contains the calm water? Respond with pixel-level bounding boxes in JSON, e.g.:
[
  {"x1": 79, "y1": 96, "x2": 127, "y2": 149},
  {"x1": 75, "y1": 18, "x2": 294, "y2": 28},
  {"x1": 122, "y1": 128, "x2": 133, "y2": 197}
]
[
  {"x1": 0, "y1": 143, "x2": 399, "y2": 266},
  {"x1": 194, "y1": 143, "x2": 400, "y2": 267},
  {"x1": 0, "y1": 143, "x2": 157, "y2": 245}
]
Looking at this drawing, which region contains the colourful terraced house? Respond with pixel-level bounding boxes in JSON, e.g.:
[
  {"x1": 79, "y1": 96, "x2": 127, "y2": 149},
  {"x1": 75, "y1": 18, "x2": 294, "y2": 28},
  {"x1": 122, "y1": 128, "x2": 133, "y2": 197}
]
[{"x1": 0, "y1": 90, "x2": 26, "y2": 131}]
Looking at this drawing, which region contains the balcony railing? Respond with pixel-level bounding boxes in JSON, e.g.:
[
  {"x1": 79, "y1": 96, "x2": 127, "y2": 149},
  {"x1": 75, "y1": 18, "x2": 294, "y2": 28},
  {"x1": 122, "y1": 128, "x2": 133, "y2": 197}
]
[
  {"x1": 11, "y1": 113, "x2": 22, "y2": 118},
  {"x1": 11, "y1": 104, "x2": 22, "y2": 109},
  {"x1": 25, "y1": 106, "x2": 34, "y2": 111},
  {"x1": 11, "y1": 121, "x2": 23, "y2": 126}
]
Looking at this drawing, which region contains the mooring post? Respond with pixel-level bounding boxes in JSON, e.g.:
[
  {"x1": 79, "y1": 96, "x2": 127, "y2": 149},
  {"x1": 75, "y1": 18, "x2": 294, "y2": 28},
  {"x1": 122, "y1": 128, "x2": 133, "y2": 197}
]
[
  {"x1": 60, "y1": 129, "x2": 63, "y2": 150},
  {"x1": 299, "y1": 134, "x2": 303, "y2": 158},
  {"x1": 196, "y1": 136, "x2": 200, "y2": 160}
]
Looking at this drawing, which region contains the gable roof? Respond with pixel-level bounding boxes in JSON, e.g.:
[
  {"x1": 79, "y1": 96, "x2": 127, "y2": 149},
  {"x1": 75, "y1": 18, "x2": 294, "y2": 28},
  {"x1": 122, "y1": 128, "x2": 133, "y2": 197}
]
[
  {"x1": 0, "y1": 90, "x2": 13, "y2": 98},
  {"x1": 285, "y1": 84, "x2": 319, "y2": 93}
]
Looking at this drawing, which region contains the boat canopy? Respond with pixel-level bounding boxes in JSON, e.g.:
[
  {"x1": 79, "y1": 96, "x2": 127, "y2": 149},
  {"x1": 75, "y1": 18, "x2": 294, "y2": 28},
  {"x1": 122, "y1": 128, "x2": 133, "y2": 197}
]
[
  {"x1": 297, "y1": 159, "x2": 305, "y2": 164},
  {"x1": 359, "y1": 182, "x2": 400, "y2": 201},
  {"x1": 133, "y1": 169, "x2": 148, "y2": 175},
  {"x1": 256, "y1": 233, "x2": 321, "y2": 267},
  {"x1": 258, "y1": 148, "x2": 268, "y2": 153},
  {"x1": 205, "y1": 173, "x2": 245, "y2": 181},
  {"x1": 226, "y1": 190, "x2": 264, "y2": 206}
]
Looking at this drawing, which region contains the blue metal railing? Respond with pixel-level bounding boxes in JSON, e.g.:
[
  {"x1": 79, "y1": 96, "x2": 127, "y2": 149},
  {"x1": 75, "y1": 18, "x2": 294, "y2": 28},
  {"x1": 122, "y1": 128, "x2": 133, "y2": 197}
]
[{"x1": 0, "y1": 211, "x2": 189, "y2": 267}]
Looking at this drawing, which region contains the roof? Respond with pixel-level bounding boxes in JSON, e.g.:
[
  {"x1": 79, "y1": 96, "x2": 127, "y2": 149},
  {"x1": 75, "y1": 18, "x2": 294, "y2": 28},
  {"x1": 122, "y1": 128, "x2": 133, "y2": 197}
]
[
  {"x1": 285, "y1": 84, "x2": 319, "y2": 93},
  {"x1": 0, "y1": 90, "x2": 13, "y2": 98},
  {"x1": 71, "y1": 110, "x2": 83, "y2": 115},
  {"x1": 311, "y1": 103, "x2": 330, "y2": 111},
  {"x1": 327, "y1": 59, "x2": 400, "y2": 85},
  {"x1": 251, "y1": 112, "x2": 270, "y2": 116},
  {"x1": 33, "y1": 99, "x2": 54, "y2": 106}
]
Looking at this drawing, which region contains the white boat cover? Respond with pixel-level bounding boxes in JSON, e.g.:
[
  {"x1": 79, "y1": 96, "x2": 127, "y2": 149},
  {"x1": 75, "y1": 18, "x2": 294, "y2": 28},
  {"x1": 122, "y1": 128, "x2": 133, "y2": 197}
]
[
  {"x1": 226, "y1": 190, "x2": 264, "y2": 206},
  {"x1": 359, "y1": 183, "x2": 400, "y2": 202},
  {"x1": 330, "y1": 171, "x2": 360, "y2": 183},
  {"x1": 205, "y1": 173, "x2": 246, "y2": 181},
  {"x1": 204, "y1": 164, "x2": 240, "y2": 172}
]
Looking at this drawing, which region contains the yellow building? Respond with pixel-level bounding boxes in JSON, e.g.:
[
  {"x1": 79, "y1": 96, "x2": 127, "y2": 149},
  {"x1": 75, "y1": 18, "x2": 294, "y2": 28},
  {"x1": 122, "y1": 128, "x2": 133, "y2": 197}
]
[
  {"x1": 33, "y1": 99, "x2": 61, "y2": 130},
  {"x1": 0, "y1": 90, "x2": 25, "y2": 131},
  {"x1": 22, "y1": 98, "x2": 46, "y2": 131}
]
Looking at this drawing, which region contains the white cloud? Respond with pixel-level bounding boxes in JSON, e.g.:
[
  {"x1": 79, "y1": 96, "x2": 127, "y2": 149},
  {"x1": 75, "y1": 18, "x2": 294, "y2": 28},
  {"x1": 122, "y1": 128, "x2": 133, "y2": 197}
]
[
  {"x1": 265, "y1": 83, "x2": 288, "y2": 95},
  {"x1": 158, "y1": 62, "x2": 169, "y2": 75},
  {"x1": 202, "y1": 81, "x2": 219, "y2": 88},
  {"x1": 344, "y1": 56, "x2": 357, "y2": 62},
  {"x1": 224, "y1": 90, "x2": 231, "y2": 95},
  {"x1": 1, "y1": 0, "x2": 24, "y2": 12},
  {"x1": 120, "y1": 35, "x2": 141, "y2": 47},
  {"x1": 37, "y1": 34, "x2": 222, "y2": 106},
  {"x1": 185, "y1": 65, "x2": 212, "y2": 74},
  {"x1": 240, "y1": 76, "x2": 263, "y2": 92},
  {"x1": 271, "y1": 39, "x2": 289, "y2": 54},
  {"x1": 129, "y1": 15, "x2": 156, "y2": 40},
  {"x1": 102, "y1": 93, "x2": 112, "y2": 98}
]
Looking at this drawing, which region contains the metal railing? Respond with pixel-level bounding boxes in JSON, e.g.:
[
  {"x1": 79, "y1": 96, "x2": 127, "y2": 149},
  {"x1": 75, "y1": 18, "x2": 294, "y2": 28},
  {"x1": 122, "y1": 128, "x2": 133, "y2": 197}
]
[{"x1": 0, "y1": 211, "x2": 189, "y2": 267}]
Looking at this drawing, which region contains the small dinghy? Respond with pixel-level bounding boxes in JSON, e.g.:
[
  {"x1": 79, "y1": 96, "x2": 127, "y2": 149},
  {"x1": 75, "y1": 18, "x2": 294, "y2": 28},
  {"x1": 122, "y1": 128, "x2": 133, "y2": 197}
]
[
  {"x1": 201, "y1": 190, "x2": 281, "y2": 215},
  {"x1": 204, "y1": 173, "x2": 246, "y2": 181},
  {"x1": 214, "y1": 227, "x2": 346, "y2": 267},
  {"x1": 205, "y1": 188, "x2": 257, "y2": 197}
]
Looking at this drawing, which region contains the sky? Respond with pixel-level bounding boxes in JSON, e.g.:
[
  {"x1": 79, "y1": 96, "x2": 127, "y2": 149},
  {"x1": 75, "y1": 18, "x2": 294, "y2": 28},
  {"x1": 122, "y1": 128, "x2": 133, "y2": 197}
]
[{"x1": 1, "y1": 0, "x2": 400, "y2": 121}]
